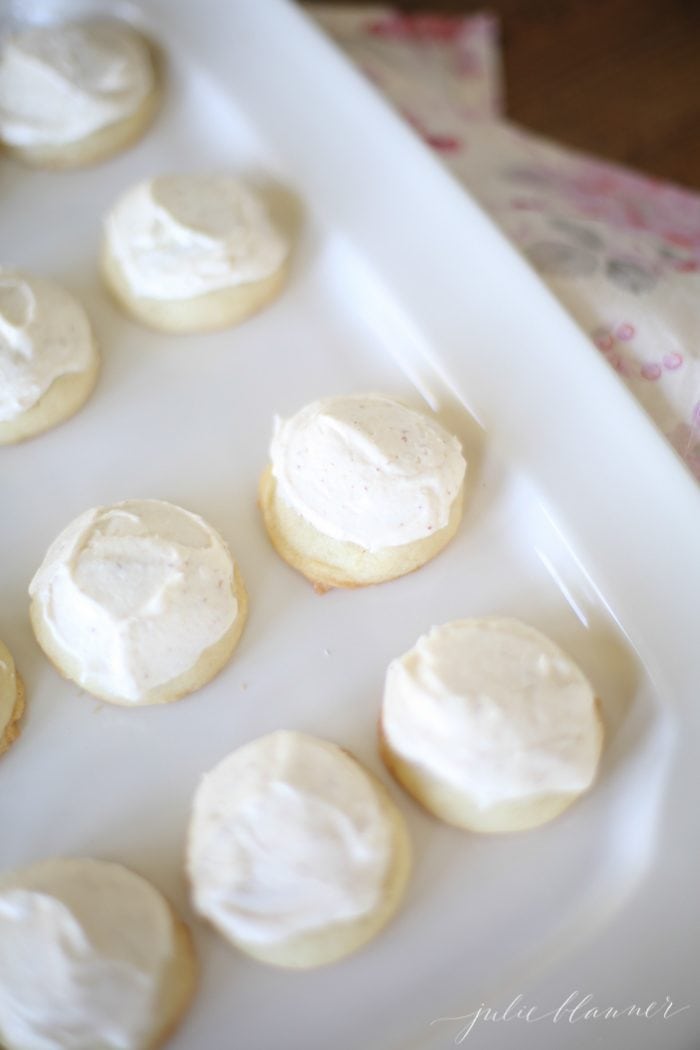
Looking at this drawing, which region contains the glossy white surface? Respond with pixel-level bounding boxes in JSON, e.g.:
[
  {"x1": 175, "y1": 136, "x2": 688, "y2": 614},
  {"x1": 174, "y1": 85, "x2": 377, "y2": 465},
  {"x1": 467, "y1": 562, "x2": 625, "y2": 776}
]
[{"x1": 1, "y1": 2, "x2": 699, "y2": 1049}]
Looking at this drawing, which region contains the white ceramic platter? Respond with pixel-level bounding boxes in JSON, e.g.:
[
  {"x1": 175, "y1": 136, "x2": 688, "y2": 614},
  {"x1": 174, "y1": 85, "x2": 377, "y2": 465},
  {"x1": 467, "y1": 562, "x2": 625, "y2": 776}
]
[{"x1": 1, "y1": 2, "x2": 699, "y2": 1048}]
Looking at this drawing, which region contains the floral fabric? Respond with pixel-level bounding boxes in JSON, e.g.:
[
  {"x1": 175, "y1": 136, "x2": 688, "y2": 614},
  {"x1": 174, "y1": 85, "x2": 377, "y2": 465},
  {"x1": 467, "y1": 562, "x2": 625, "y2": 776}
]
[{"x1": 309, "y1": 6, "x2": 700, "y2": 479}]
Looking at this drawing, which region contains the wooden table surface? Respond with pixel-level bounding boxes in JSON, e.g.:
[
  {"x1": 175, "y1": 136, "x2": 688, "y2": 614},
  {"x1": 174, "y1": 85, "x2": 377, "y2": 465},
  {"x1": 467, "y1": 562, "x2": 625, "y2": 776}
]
[{"x1": 306, "y1": 0, "x2": 700, "y2": 191}]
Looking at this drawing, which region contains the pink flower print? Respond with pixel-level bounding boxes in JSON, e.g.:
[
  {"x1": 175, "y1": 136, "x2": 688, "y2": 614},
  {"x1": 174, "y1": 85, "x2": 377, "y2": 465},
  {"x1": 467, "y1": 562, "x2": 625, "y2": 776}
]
[
  {"x1": 673, "y1": 259, "x2": 700, "y2": 273},
  {"x1": 637, "y1": 352, "x2": 682, "y2": 380},
  {"x1": 663, "y1": 352, "x2": 683, "y2": 371},
  {"x1": 423, "y1": 133, "x2": 463, "y2": 153},
  {"x1": 366, "y1": 14, "x2": 464, "y2": 43},
  {"x1": 664, "y1": 231, "x2": 695, "y2": 249},
  {"x1": 615, "y1": 323, "x2": 635, "y2": 341},
  {"x1": 400, "y1": 108, "x2": 464, "y2": 155},
  {"x1": 593, "y1": 328, "x2": 615, "y2": 352},
  {"x1": 656, "y1": 245, "x2": 699, "y2": 275},
  {"x1": 611, "y1": 354, "x2": 632, "y2": 377},
  {"x1": 591, "y1": 327, "x2": 632, "y2": 375},
  {"x1": 505, "y1": 158, "x2": 700, "y2": 268}
]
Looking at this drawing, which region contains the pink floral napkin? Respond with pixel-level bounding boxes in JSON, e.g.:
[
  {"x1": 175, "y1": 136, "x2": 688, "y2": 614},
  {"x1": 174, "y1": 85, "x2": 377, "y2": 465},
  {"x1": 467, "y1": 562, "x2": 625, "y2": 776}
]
[{"x1": 308, "y1": 6, "x2": 700, "y2": 480}]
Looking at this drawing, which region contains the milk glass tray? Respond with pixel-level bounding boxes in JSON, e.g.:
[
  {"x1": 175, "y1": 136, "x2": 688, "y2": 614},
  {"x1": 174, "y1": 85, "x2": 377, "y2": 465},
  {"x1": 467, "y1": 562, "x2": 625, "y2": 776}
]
[{"x1": 1, "y1": 2, "x2": 699, "y2": 1048}]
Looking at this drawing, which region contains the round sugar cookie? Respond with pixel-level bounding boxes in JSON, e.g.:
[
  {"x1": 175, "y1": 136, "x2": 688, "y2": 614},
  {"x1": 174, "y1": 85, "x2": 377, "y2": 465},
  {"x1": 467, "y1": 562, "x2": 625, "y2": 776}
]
[
  {"x1": 259, "y1": 392, "x2": 466, "y2": 590},
  {"x1": 29, "y1": 499, "x2": 247, "y2": 706},
  {"x1": 0, "y1": 857, "x2": 197, "y2": 1050},
  {"x1": 187, "y1": 730, "x2": 411, "y2": 968},
  {"x1": 101, "y1": 174, "x2": 291, "y2": 333},
  {"x1": 0, "y1": 271, "x2": 99, "y2": 445},
  {"x1": 380, "y1": 617, "x2": 604, "y2": 832},
  {"x1": 0, "y1": 18, "x2": 160, "y2": 168}
]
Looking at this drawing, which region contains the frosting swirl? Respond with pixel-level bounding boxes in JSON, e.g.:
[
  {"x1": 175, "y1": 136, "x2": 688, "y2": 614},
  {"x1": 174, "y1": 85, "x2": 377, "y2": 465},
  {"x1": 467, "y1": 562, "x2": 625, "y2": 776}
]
[
  {"x1": 188, "y1": 731, "x2": 395, "y2": 945},
  {"x1": 104, "y1": 175, "x2": 289, "y2": 300},
  {"x1": 270, "y1": 393, "x2": 466, "y2": 550},
  {"x1": 382, "y1": 617, "x2": 602, "y2": 808},
  {"x1": 0, "y1": 19, "x2": 154, "y2": 148},
  {"x1": 29, "y1": 499, "x2": 238, "y2": 703},
  {"x1": 0, "y1": 858, "x2": 186, "y2": 1050}
]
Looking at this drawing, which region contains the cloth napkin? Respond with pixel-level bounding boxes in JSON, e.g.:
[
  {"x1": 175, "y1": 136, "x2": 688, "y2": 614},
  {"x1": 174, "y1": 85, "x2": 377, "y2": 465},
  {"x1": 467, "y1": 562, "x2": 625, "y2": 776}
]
[{"x1": 308, "y1": 6, "x2": 700, "y2": 481}]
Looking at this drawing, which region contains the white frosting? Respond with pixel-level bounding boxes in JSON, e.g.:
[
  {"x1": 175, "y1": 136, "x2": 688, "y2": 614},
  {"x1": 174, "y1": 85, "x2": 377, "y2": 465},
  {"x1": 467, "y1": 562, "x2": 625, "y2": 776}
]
[
  {"x1": 0, "y1": 19, "x2": 154, "y2": 148},
  {"x1": 0, "y1": 858, "x2": 181, "y2": 1050},
  {"x1": 0, "y1": 641, "x2": 17, "y2": 740},
  {"x1": 188, "y1": 731, "x2": 394, "y2": 946},
  {"x1": 382, "y1": 618, "x2": 602, "y2": 809},
  {"x1": 0, "y1": 271, "x2": 94, "y2": 423},
  {"x1": 270, "y1": 393, "x2": 466, "y2": 550},
  {"x1": 29, "y1": 499, "x2": 238, "y2": 703},
  {"x1": 104, "y1": 175, "x2": 289, "y2": 300}
]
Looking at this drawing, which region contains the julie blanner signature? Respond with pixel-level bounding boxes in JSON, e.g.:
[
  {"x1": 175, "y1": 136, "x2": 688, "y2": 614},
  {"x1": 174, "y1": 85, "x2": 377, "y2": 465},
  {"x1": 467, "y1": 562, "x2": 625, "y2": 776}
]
[{"x1": 431, "y1": 992, "x2": 691, "y2": 1044}]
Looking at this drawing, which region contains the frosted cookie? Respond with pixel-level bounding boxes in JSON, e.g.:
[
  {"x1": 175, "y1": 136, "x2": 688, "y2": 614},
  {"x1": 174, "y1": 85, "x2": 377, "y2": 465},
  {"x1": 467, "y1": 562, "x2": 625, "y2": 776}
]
[
  {"x1": 187, "y1": 730, "x2": 411, "y2": 969},
  {"x1": 0, "y1": 857, "x2": 196, "y2": 1050},
  {"x1": 0, "y1": 641, "x2": 24, "y2": 757},
  {"x1": 0, "y1": 271, "x2": 99, "y2": 445},
  {"x1": 0, "y1": 18, "x2": 159, "y2": 168},
  {"x1": 29, "y1": 499, "x2": 247, "y2": 706},
  {"x1": 101, "y1": 174, "x2": 291, "y2": 333},
  {"x1": 380, "y1": 618, "x2": 604, "y2": 832},
  {"x1": 259, "y1": 393, "x2": 466, "y2": 590}
]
